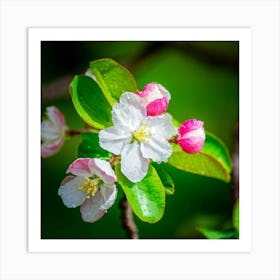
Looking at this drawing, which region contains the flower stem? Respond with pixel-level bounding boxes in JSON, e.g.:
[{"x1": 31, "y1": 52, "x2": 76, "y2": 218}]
[
  {"x1": 168, "y1": 135, "x2": 178, "y2": 143},
  {"x1": 119, "y1": 196, "x2": 139, "y2": 239},
  {"x1": 66, "y1": 129, "x2": 83, "y2": 136},
  {"x1": 110, "y1": 155, "x2": 120, "y2": 166},
  {"x1": 66, "y1": 127, "x2": 99, "y2": 137}
]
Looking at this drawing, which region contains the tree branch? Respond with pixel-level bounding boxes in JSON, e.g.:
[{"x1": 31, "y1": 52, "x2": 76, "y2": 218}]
[
  {"x1": 119, "y1": 196, "x2": 139, "y2": 239},
  {"x1": 42, "y1": 74, "x2": 74, "y2": 104}
]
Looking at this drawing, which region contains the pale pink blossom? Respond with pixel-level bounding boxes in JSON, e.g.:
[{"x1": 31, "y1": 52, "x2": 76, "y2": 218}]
[
  {"x1": 178, "y1": 119, "x2": 205, "y2": 154},
  {"x1": 137, "y1": 83, "x2": 170, "y2": 116},
  {"x1": 41, "y1": 106, "x2": 67, "y2": 157},
  {"x1": 58, "y1": 158, "x2": 117, "y2": 223}
]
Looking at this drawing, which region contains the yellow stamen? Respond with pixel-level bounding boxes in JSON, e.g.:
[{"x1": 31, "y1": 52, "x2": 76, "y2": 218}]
[
  {"x1": 78, "y1": 177, "x2": 99, "y2": 199},
  {"x1": 133, "y1": 123, "x2": 152, "y2": 143}
]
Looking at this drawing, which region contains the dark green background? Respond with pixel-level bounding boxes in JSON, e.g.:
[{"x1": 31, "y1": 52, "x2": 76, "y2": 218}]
[{"x1": 41, "y1": 41, "x2": 239, "y2": 238}]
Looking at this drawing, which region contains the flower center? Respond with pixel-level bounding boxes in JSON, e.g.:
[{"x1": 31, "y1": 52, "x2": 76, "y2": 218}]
[
  {"x1": 133, "y1": 122, "x2": 152, "y2": 143},
  {"x1": 78, "y1": 176, "x2": 100, "y2": 199}
]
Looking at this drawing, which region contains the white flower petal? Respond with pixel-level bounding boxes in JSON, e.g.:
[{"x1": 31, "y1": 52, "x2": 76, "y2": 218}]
[
  {"x1": 99, "y1": 184, "x2": 117, "y2": 210},
  {"x1": 140, "y1": 137, "x2": 172, "y2": 163},
  {"x1": 66, "y1": 158, "x2": 93, "y2": 177},
  {"x1": 46, "y1": 106, "x2": 65, "y2": 131},
  {"x1": 89, "y1": 158, "x2": 117, "y2": 184},
  {"x1": 157, "y1": 83, "x2": 171, "y2": 101},
  {"x1": 41, "y1": 120, "x2": 60, "y2": 142},
  {"x1": 121, "y1": 141, "x2": 149, "y2": 183},
  {"x1": 41, "y1": 107, "x2": 66, "y2": 146},
  {"x1": 80, "y1": 194, "x2": 106, "y2": 223},
  {"x1": 58, "y1": 176, "x2": 87, "y2": 208},
  {"x1": 112, "y1": 101, "x2": 145, "y2": 131},
  {"x1": 119, "y1": 92, "x2": 145, "y2": 109},
  {"x1": 144, "y1": 113, "x2": 176, "y2": 139},
  {"x1": 99, "y1": 126, "x2": 132, "y2": 155},
  {"x1": 80, "y1": 184, "x2": 117, "y2": 223},
  {"x1": 41, "y1": 138, "x2": 64, "y2": 158}
]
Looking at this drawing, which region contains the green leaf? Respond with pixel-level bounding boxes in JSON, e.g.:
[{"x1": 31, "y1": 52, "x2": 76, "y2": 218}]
[
  {"x1": 233, "y1": 199, "x2": 239, "y2": 232},
  {"x1": 152, "y1": 163, "x2": 175, "y2": 195},
  {"x1": 89, "y1": 58, "x2": 138, "y2": 105},
  {"x1": 69, "y1": 75, "x2": 113, "y2": 129},
  {"x1": 203, "y1": 132, "x2": 232, "y2": 174},
  {"x1": 78, "y1": 132, "x2": 111, "y2": 160},
  {"x1": 116, "y1": 164, "x2": 166, "y2": 223},
  {"x1": 198, "y1": 228, "x2": 237, "y2": 239},
  {"x1": 168, "y1": 132, "x2": 232, "y2": 182}
]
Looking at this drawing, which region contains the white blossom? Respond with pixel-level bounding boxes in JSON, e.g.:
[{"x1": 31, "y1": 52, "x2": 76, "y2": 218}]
[{"x1": 99, "y1": 92, "x2": 176, "y2": 182}]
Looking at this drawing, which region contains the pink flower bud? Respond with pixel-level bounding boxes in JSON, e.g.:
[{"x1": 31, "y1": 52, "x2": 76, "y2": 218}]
[
  {"x1": 137, "y1": 83, "x2": 170, "y2": 116},
  {"x1": 177, "y1": 119, "x2": 205, "y2": 154}
]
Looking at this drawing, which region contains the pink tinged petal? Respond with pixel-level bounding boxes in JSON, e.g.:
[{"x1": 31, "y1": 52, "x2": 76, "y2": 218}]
[
  {"x1": 138, "y1": 83, "x2": 170, "y2": 101},
  {"x1": 99, "y1": 126, "x2": 132, "y2": 155},
  {"x1": 41, "y1": 138, "x2": 64, "y2": 158},
  {"x1": 119, "y1": 92, "x2": 146, "y2": 109},
  {"x1": 178, "y1": 119, "x2": 204, "y2": 135},
  {"x1": 178, "y1": 119, "x2": 205, "y2": 154},
  {"x1": 178, "y1": 137, "x2": 205, "y2": 154},
  {"x1": 80, "y1": 194, "x2": 106, "y2": 223},
  {"x1": 137, "y1": 83, "x2": 156, "y2": 98},
  {"x1": 80, "y1": 185, "x2": 118, "y2": 223},
  {"x1": 46, "y1": 106, "x2": 66, "y2": 131},
  {"x1": 137, "y1": 83, "x2": 171, "y2": 116},
  {"x1": 58, "y1": 176, "x2": 87, "y2": 208},
  {"x1": 61, "y1": 175, "x2": 75, "y2": 184},
  {"x1": 98, "y1": 184, "x2": 117, "y2": 210},
  {"x1": 144, "y1": 113, "x2": 176, "y2": 139},
  {"x1": 89, "y1": 158, "x2": 117, "y2": 184},
  {"x1": 156, "y1": 83, "x2": 171, "y2": 101},
  {"x1": 112, "y1": 99, "x2": 146, "y2": 131},
  {"x1": 41, "y1": 107, "x2": 66, "y2": 151},
  {"x1": 146, "y1": 97, "x2": 169, "y2": 116},
  {"x1": 66, "y1": 158, "x2": 93, "y2": 177},
  {"x1": 121, "y1": 141, "x2": 149, "y2": 183},
  {"x1": 140, "y1": 137, "x2": 172, "y2": 163},
  {"x1": 41, "y1": 120, "x2": 60, "y2": 141}
]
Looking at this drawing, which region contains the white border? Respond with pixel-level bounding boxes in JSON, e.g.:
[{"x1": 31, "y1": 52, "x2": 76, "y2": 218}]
[
  {"x1": 1, "y1": 1, "x2": 279, "y2": 279},
  {"x1": 28, "y1": 27, "x2": 252, "y2": 253}
]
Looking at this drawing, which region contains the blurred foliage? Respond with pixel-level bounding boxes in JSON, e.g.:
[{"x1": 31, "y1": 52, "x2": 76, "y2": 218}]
[{"x1": 41, "y1": 41, "x2": 238, "y2": 239}]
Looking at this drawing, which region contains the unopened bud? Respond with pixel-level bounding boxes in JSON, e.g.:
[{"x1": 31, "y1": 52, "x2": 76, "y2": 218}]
[
  {"x1": 137, "y1": 83, "x2": 170, "y2": 116},
  {"x1": 178, "y1": 119, "x2": 205, "y2": 154}
]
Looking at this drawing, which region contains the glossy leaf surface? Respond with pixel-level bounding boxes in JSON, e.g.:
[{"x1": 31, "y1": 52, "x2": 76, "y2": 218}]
[
  {"x1": 70, "y1": 75, "x2": 112, "y2": 129},
  {"x1": 168, "y1": 132, "x2": 232, "y2": 182},
  {"x1": 89, "y1": 58, "x2": 137, "y2": 105},
  {"x1": 152, "y1": 163, "x2": 175, "y2": 195},
  {"x1": 78, "y1": 132, "x2": 111, "y2": 160},
  {"x1": 116, "y1": 164, "x2": 166, "y2": 223}
]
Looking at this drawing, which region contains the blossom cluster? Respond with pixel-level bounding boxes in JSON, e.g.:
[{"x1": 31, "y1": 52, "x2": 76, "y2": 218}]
[{"x1": 41, "y1": 82, "x2": 205, "y2": 223}]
